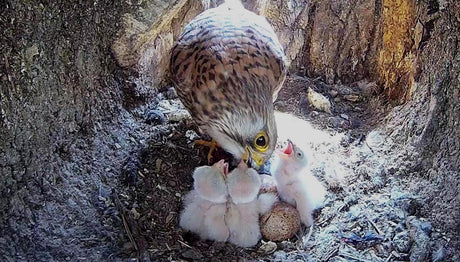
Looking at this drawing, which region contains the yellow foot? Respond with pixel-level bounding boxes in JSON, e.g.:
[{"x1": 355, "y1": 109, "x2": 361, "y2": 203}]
[{"x1": 194, "y1": 139, "x2": 219, "y2": 164}]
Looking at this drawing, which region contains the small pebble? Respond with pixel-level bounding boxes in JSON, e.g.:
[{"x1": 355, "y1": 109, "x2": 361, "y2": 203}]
[
  {"x1": 185, "y1": 130, "x2": 199, "y2": 141},
  {"x1": 273, "y1": 250, "x2": 287, "y2": 261},
  {"x1": 165, "y1": 87, "x2": 178, "y2": 99},
  {"x1": 145, "y1": 109, "x2": 166, "y2": 125},
  {"x1": 329, "y1": 90, "x2": 338, "y2": 97},
  {"x1": 155, "y1": 159, "x2": 162, "y2": 172},
  {"x1": 182, "y1": 249, "x2": 203, "y2": 260},
  {"x1": 307, "y1": 88, "x2": 332, "y2": 114},
  {"x1": 277, "y1": 240, "x2": 295, "y2": 250},
  {"x1": 339, "y1": 113, "x2": 349, "y2": 120},
  {"x1": 258, "y1": 241, "x2": 277, "y2": 254},
  {"x1": 393, "y1": 231, "x2": 411, "y2": 253},
  {"x1": 166, "y1": 110, "x2": 190, "y2": 122},
  {"x1": 328, "y1": 116, "x2": 350, "y2": 129},
  {"x1": 299, "y1": 96, "x2": 310, "y2": 114},
  {"x1": 131, "y1": 208, "x2": 141, "y2": 219},
  {"x1": 344, "y1": 94, "x2": 360, "y2": 102}
]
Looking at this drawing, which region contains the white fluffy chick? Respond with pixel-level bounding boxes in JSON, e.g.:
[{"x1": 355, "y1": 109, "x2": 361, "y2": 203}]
[
  {"x1": 225, "y1": 161, "x2": 278, "y2": 247},
  {"x1": 227, "y1": 161, "x2": 261, "y2": 204},
  {"x1": 193, "y1": 159, "x2": 229, "y2": 203},
  {"x1": 180, "y1": 160, "x2": 230, "y2": 241},
  {"x1": 271, "y1": 140, "x2": 326, "y2": 226}
]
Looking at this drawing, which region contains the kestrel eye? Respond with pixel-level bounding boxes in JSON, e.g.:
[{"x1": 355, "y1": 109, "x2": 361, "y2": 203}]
[
  {"x1": 256, "y1": 136, "x2": 266, "y2": 146},
  {"x1": 254, "y1": 132, "x2": 269, "y2": 152}
]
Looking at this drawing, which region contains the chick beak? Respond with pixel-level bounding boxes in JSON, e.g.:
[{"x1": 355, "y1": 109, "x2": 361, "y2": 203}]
[
  {"x1": 276, "y1": 140, "x2": 293, "y2": 159},
  {"x1": 237, "y1": 160, "x2": 248, "y2": 169},
  {"x1": 223, "y1": 162, "x2": 229, "y2": 175},
  {"x1": 216, "y1": 159, "x2": 228, "y2": 175}
]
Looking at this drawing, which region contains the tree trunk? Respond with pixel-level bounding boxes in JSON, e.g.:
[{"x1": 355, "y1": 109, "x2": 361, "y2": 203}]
[
  {"x1": 0, "y1": 1, "x2": 157, "y2": 260},
  {"x1": 384, "y1": 0, "x2": 460, "y2": 241}
]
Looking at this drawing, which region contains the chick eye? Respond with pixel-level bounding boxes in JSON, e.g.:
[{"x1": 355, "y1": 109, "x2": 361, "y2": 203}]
[
  {"x1": 254, "y1": 132, "x2": 269, "y2": 152},
  {"x1": 296, "y1": 151, "x2": 303, "y2": 159}
]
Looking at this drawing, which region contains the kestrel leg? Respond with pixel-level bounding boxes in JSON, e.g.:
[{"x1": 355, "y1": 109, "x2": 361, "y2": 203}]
[{"x1": 194, "y1": 139, "x2": 219, "y2": 164}]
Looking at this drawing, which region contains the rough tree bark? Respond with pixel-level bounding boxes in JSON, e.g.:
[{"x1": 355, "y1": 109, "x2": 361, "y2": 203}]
[
  {"x1": 0, "y1": 1, "x2": 152, "y2": 260},
  {"x1": 1, "y1": 0, "x2": 459, "y2": 260},
  {"x1": 383, "y1": 0, "x2": 460, "y2": 242}
]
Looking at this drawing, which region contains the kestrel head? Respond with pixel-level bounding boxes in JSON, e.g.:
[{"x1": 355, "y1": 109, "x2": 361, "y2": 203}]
[{"x1": 206, "y1": 101, "x2": 277, "y2": 169}]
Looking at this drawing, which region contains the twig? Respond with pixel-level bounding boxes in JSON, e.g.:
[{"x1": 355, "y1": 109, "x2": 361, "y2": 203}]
[
  {"x1": 178, "y1": 240, "x2": 193, "y2": 249},
  {"x1": 3, "y1": 55, "x2": 15, "y2": 89},
  {"x1": 302, "y1": 224, "x2": 314, "y2": 247},
  {"x1": 365, "y1": 140, "x2": 375, "y2": 154},
  {"x1": 113, "y1": 189, "x2": 148, "y2": 260},
  {"x1": 337, "y1": 203, "x2": 347, "y2": 213},
  {"x1": 367, "y1": 216, "x2": 383, "y2": 236},
  {"x1": 339, "y1": 251, "x2": 373, "y2": 262},
  {"x1": 113, "y1": 191, "x2": 139, "y2": 256},
  {"x1": 322, "y1": 246, "x2": 339, "y2": 261},
  {"x1": 317, "y1": 214, "x2": 335, "y2": 227},
  {"x1": 295, "y1": 225, "x2": 315, "y2": 252}
]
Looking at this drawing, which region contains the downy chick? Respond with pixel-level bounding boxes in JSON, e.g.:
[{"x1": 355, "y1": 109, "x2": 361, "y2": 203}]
[
  {"x1": 226, "y1": 161, "x2": 278, "y2": 247},
  {"x1": 271, "y1": 140, "x2": 326, "y2": 226},
  {"x1": 193, "y1": 159, "x2": 228, "y2": 203},
  {"x1": 180, "y1": 160, "x2": 230, "y2": 241}
]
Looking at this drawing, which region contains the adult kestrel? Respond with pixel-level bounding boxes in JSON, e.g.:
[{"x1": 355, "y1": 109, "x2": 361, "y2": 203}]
[{"x1": 170, "y1": 0, "x2": 287, "y2": 168}]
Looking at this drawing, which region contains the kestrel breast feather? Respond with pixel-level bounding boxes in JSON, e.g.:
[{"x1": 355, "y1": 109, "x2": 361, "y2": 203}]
[{"x1": 170, "y1": 0, "x2": 287, "y2": 168}]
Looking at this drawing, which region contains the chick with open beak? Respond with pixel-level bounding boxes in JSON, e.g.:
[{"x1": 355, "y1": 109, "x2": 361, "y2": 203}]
[
  {"x1": 270, "y1": 139, "x2": 326, "y2": 226},
  {"x1": 193, "y1": 159, "x2": 229, "y2": 203},
  {"x1": 180, "y1": 160, "x2": 231, "y2": 242},
  {"x1": 225, "y1": 160, "x2": 278, "y2": 247}
]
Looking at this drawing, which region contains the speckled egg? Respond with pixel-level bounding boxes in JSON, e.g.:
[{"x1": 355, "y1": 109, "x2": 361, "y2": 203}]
[{"x1": 260, "y1": 202, "x2": 301, "y2": 241}]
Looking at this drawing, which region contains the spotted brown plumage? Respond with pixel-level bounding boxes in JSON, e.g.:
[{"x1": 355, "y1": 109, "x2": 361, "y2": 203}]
[{"x1": 170, "y1": 0, "x2": 287, "y2": 168}]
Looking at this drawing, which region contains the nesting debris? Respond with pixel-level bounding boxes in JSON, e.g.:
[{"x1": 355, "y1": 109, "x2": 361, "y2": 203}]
[
  {"x1": 145, "y1": 109, "x2": 166, "y2": 125},
  {"x1": 344, "y1": 94, "x2": 360, "y2": 102},
  {"x1": 307, "y1": 87, "x2": 332, "y2": 114},
  {"x1": 113, "y1": 76, "x2": 456, "y2": 261},
  {"x1": 258, "y1": 240, "x2": 278, "y2": 254},
  {"x1": 259, "y1": 174, "x2": 277, "y2": 194},
  {"x1": 181, "y1": 249, "x2": 203, "y2": 260},
  {"x1": 156, "y1": 99, "x2": 190, "y2": 122},
  {"x1": 185, "y1": 130, "x2": 199, "y2": 141}
]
